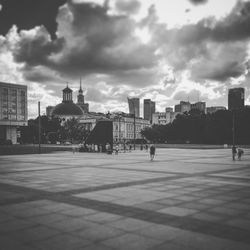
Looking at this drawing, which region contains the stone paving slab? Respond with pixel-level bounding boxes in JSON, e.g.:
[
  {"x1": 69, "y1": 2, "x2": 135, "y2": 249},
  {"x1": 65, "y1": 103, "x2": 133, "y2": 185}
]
[{"x1": 0, "y1": 148, "x2": 250, "y2": 249}]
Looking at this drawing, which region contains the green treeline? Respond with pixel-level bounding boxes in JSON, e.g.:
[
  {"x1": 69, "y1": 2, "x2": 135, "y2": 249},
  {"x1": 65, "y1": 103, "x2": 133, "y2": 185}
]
[{"x1": 141, "y1": 108, "x2": 250, "y2": 145}]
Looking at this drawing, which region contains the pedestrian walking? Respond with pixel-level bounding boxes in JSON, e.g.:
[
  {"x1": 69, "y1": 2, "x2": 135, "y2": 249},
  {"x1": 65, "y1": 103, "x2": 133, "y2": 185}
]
[
  {"x1": 237, "y1": 148, "x2": 244, "y2": 160},
  {"x1": 115, "y1": 144, "x2": 119, "y2": 155},
  {"x1": 149, "y1": 144, "x2": 156, "y2": 161},
  {"x1": 232, "y1": 145, "x2": 237, "y2": 161}
]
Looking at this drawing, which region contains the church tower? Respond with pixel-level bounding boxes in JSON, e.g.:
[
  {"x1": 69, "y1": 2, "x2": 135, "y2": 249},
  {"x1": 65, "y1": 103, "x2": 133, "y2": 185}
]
[
  {"x1": 63, "y1": 83, "x2": 73, "y2": 103},
  {"x1": 76, "y1": 78, "x2": 89, "y2": 113}
]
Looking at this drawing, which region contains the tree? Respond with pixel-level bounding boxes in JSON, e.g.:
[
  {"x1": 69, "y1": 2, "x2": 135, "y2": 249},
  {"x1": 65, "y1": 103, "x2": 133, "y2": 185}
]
[
  {"x1": 60, "y1": 118, "x2": 88, "y2": 143},
  {"x1": 139, "y1": 109, "x2": 250, "y2": 145}
]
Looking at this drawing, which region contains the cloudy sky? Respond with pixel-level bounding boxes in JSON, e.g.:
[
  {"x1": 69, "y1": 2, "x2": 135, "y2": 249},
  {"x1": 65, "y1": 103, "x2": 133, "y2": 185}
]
[{"x1": 0, "y1": 0, "x2": 250, "y2": 117}]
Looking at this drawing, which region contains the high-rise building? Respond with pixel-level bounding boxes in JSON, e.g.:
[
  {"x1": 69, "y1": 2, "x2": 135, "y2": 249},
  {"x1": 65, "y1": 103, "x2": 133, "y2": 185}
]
[
  {"x1": 144, "y1": 99, "x2": 155, "y2": 123},
  {"x1": 0, "y1": 82, "x2": 28, "y2": 144},
  {"x1": 191, "y1": 101, "x2": 206, "y2": 113},
  {"x1": 165, "y1": 107, "x2": 173, "y2": 113},
  {"x1": 46, "y1": 106, "x2": 55, "y2": 118},
  {"x1": 77, "y1": 80, "x2": 89, "y2": 113},
  {"x1": 152, "y1": 112, "x2": 177, "y2": 125},
  {"x1": 228, "y1": 88, "x2": 245, "y2": 110},
  {"x1": 206, "y1": 106, "x2": 226, "y2": 114},
  {"x1": 128, "y1": 97, "x2": 140, "y2": 117},
  {"x1": 174, "y1": 101, "x2": 191, "y2": 113}
]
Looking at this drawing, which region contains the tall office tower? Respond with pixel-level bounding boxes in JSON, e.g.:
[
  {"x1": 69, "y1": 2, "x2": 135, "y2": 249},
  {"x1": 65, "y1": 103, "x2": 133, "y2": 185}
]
[
  {"x1": 174, "y1": 101, "x2": 191, "y2": 113},
  {"x1": 144, "y1": 99, "x2": 156, "y2": 123},
  {"x1": 191, "y1": 101, "x2": 206, "y2": 113},
  {"x1": 228, "y1": 88, "x2": 245, "y2": 110},
  {"x1": 165, "y1": 107, "x2": 173, "y2": 113},
  {"x1": 46, "y1": 106, "x2": 55, "y2": 119},
  {"x1": 0, "y1": 82, "x2": 28, "y2": 144},
  {"x1": 206, "y1": 106, "x2": 226, "y2": 114},
  {"x1": 128, "y1": 97, "x2": 140, "y2": 117}
]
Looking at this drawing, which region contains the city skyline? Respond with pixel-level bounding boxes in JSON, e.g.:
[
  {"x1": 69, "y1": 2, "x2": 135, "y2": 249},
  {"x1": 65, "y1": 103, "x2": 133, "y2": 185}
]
[{"x1": 0, "y1": 0, "x2": 250, "y2": 118}]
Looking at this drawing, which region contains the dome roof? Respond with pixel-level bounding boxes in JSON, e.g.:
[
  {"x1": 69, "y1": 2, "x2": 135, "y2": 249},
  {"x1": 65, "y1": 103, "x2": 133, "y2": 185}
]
[
  {"x1": 63, "y1": 86, "x2": 72, "y2": 93},
  {"x1": 52, "y1": 102, "x2": 83, "y2": 116}
]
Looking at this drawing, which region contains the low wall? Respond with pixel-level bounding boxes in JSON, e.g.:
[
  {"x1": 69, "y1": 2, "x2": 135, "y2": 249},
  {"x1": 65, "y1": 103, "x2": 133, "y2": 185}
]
[
  {"x1": 0, "y1": 144, "x2": 73, "y2": 155},
  {"x1": 1, "y1": 144, "x2": 249, "y2": 156}
]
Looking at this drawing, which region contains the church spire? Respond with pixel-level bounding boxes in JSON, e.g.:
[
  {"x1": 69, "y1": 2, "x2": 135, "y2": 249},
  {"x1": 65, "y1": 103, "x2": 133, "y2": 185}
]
[{"x1": 79, "y1": 78, "x2": 83, "y2": 94}]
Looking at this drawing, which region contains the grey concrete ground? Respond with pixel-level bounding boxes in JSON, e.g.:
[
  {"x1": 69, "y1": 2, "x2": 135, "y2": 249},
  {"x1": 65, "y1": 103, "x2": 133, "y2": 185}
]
[{"x1": 0, "y1": 148, "x2": 250, "y2": 250}]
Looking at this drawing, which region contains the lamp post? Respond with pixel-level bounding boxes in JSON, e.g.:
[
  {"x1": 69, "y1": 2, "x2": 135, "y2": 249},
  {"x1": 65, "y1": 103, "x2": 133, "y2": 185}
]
[
  {"x1": 133, "y1": 113, "x2": 136, "y2": 150},
  {"x1": 118, "y1": 114, "x2": 122, "y2": 143},
  {"x1": 8, "y1": 109, "x2": 12, "y2": 143},
  {"x1": 38, "y1": 101, "x2": 41, "y2": 154},
  {"x1": 232, "y1": 110, "x2": 235, "y2": 147}
]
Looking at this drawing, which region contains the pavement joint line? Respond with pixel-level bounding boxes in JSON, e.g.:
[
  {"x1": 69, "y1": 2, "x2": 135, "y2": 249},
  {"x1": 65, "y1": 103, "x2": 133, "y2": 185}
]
[
  {"x1": 48, "y1": 195, "x2": 250, "y2": 245},
  {"x1": 1, "y1": 172, "x2": 250, "y2": 245},
  {"x1": 1, "y1": 166, "x2": 250, "y2": 202},
  {"x1": 1, "y1": 157, "x2": 249, "y2": 176},
  {"x1": 1, "y1": 150, "x2": 250, "y2": 247},
  {"x1": 1, "y1": 166, "x2": 249, "y2": 200}
]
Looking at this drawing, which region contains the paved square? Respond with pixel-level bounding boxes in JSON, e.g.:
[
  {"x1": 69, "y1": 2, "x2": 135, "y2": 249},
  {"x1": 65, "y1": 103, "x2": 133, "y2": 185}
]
[{"x1": 0, "y1": 148, "x2": 250, "y2": 249}]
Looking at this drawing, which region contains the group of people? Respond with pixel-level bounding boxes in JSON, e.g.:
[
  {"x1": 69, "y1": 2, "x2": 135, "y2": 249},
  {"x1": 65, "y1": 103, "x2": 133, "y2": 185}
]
[
  {"x1": 113, "y1": 143, "x2": 156, "y2": 161},
  {"x1": 232, "y1": 146, "x2": 244, "y2": 160}
]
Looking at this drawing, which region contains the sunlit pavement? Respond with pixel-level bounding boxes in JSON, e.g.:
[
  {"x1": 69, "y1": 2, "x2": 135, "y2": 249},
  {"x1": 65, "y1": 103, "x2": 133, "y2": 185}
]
[{"x1": 0, "y1": 148, "x2": 250, "y2": 250}]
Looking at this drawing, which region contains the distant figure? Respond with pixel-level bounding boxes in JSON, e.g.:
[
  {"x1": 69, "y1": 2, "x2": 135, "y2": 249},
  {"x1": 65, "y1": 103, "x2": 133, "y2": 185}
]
[
  {"x1": 232, "y1": 146, "x2": 237, "y2": 161},
  {"x1": 72, "y1": 145, "x2": 77, "y2": 154},
  {"x1": 149, "y1": 144, "x2": 156, "y2": 161},
  {"x1": 140, "y1": 144, "x2": 143, "y2": 150},
  {"x1": 115, "y1": 145, "x2": 119, "y2": 155},
  {"x1": 237, "y1": 148, "x2": 244, "y2": 160},
  {"x1": 145, "y1": 144, "x2": 148, "y2": 151},
  {"x1": 129, "y1": 144, "x2": 132, "y2": 152}
]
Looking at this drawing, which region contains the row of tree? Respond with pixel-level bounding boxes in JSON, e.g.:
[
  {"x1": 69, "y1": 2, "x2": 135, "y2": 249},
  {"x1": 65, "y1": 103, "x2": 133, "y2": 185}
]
[
  {"x1": 20, "y1": 116, "x2": 89, "y2": 144},
  {"x1": 20, "y1": 108, "x2": 250, "y2": 145},
  {"x1": 141, "y1": 108, "x2": 250, "y2": 145}
]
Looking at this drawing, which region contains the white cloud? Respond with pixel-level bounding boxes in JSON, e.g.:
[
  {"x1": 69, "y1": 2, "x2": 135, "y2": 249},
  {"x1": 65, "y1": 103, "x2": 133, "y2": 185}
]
[{"x1": 1, "y1": 0, "x2": 250, "y2": 117}]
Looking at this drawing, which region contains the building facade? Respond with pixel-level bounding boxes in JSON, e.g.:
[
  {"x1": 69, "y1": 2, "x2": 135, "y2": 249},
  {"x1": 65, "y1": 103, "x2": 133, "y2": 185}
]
[
  {"x1": 128, "y1": 97, "x2": 140, "y2": 117},
  {"x1": 78, "y1": 112, "x2": 150, "y2": 143},
  {"x1": 46, "y1": 106, "x2": 55, "y2": 119},
  {"x1": 206, "y1": 106, "x2": 226, "y2": 114},
  {"x1": 174, "y1": 101, "x2": 191, "y2": 113},
  {"x1": 152, "y1": 111, "x2": 177, "y2": 125},
  {"x1": 0, "y1": 82, "x2": 28, "y2": 144},
  {"x1": 143, "y1": 99, "x2": 155, "y2": 123},
  {"x1": 228, "y1": 88, "x2": 245, "y2": 110},
  {"x1": 165, "y1": 107, "x2": 173, "y2": 112},
  {"x1": 191, "y1": 101, "x2": 206, "y2": 113},
  {"x1": 51, "y1": 85, "x2": 84, "y2": 120},
  {"x1": 112, "y1": 113, "x2": 150, "y2": 143}
]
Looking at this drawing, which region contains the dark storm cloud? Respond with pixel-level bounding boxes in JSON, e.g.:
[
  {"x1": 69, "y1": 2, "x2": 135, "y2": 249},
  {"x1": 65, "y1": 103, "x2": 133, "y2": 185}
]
[
  {"x1": 0, "y1": 0, "x2": 66, "y2": 39},
  {"x1": 13, "y1": 26, "x2": 64, "y2": 66},
  {"x1": 192, "y1": 59, "x2": 247, "y2": 81},
  {"x1": 156, "y1": 1, "x2": 250, "y2": 82},
  {"x1": 211, "y1": 1, "x2": 250, "y2": 42},
  {"x1": 6, "y1": 0, "x2": 250, "y2": 86},
  {"x1": 167, "y1": 1, "x2": 250, "y2": 47},
  {"x1": 11, "y1": 0, "x2": 157, "y2": 81},
  {"x1": 22, "y1": 65, "x2": 60, "y2": 83},
  {"x1": 188, "y1": 0, "x2": 208, "y2": 5}
]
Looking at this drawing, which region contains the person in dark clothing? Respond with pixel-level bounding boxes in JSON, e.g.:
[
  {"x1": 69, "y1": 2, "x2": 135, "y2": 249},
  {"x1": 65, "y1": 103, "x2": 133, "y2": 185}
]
[
  {"x1": 149, "y1": 144, "x2": 156, "y2": 161},
  {"x1": 237, "y1": 148, "x2": 244, "y2": 160},
  {"x1": 232, "y1": 146, "x2": 237, "y2": 161}
]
